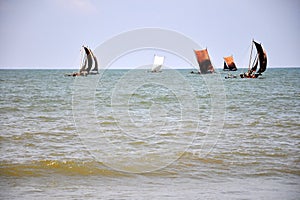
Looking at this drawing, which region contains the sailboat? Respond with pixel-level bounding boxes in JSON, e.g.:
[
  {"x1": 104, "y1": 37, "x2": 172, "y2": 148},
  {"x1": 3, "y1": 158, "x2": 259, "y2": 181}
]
[
  {"x1": 151, "y1": 55, "x2": 164, "y2": 72},
  {"x1": 193, "y1": 48, "x2": 215, "y2": 74},
  {"x1": 223, "y1": 55, "x2": 237, "y2": 71},
  {"x1": 240, "y1": 40, "x2": 267, "y2": 78},
  {"x1": 65, "y1": 46, "x2": 99, "y2": 77}
]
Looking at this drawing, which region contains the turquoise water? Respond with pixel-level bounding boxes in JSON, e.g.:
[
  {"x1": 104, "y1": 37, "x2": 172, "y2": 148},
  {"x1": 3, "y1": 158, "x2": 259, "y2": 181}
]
[{"x1": 0, "y1": 68, "x2": 299, "y2": 199}]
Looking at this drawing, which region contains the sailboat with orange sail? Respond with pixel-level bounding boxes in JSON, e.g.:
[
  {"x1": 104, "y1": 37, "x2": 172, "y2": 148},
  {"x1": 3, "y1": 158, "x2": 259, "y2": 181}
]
[{"x1": 193, "y1": 48, "x2": 215, "y2": 74}]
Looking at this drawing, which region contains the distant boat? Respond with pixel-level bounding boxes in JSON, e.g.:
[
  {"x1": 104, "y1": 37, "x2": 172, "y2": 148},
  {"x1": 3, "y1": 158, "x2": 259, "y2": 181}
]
[
  {"x1": 240, "y1": 40, "x2": 267, "y2": 78},
  {"x1": 79, "y1": 46, "x2": 99, "y2": 75},
  {"x1": 151, "y1": 55, "x2": 164, "y2": 72},
  {"x1": 65, "y1": 46, "x2": 98, "y2": 77},
  {"x1": 194, "y1": 48, "x2": 215, "y2": 74},
  {"x1": 223, "y1": 55, "x2": 237, "y2": 71},
  {"x1": 225, "y1": 73, "x2": 237, "y2": 79}
]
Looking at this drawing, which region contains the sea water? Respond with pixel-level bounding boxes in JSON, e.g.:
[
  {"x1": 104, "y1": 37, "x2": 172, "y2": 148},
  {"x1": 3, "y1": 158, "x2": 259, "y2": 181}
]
[{"x1": 0, "y1": 68, "x2": 299, "y2": 199}]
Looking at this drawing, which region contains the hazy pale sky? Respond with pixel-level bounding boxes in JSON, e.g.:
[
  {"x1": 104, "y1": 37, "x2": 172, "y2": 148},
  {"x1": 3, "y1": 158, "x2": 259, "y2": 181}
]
[{"x1": 0, "y1": 0, "x2": 299, "y2": 69}]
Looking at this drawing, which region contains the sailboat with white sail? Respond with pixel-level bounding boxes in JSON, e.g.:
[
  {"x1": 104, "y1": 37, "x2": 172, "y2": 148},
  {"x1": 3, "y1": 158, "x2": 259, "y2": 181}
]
[{"x1": 151, "y1": 55, "x2": 164, "y2": 72}]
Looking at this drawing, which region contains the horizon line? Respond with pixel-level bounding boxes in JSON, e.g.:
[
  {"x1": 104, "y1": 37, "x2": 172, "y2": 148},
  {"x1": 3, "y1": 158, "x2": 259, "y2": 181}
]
[{"x1": 0, "y1": 66, "x2": 299, "y2": 70}]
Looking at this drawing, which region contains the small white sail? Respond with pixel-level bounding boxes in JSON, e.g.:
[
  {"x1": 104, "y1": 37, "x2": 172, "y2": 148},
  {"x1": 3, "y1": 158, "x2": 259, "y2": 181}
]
[{"x1": 151, "y1": 55, "x2": 164, "y2": 72}]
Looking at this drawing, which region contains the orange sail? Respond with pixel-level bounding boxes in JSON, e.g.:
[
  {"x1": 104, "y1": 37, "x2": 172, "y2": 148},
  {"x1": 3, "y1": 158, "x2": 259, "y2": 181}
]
[
  {"x1": 194, "y1": 49, "x2": 215, "y2": 74},
  {"x1": 223, "y1": 55, "x2": 237, "y2": 71}
]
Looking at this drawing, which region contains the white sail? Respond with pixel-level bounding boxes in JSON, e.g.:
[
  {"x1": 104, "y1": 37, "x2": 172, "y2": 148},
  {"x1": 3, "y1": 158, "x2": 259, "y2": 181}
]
[
  {"x1": 89, "y1": 48, "x2": 99, "y2": 74},
  {"x1": 151, "y1": 55, "x2": 164, "y2": 72}
]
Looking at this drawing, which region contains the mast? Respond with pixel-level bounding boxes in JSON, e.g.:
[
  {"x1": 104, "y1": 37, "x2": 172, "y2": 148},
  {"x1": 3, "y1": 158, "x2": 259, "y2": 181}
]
[
  {"x1": 78, "y1": 47, "x2": 83, "y2": 72},
  {"x1": 79, "y1": 46, "x2": 87, "y2": 73},
  {"x1": 248, "y1": 39, "x2": 254, "y2": 71}
]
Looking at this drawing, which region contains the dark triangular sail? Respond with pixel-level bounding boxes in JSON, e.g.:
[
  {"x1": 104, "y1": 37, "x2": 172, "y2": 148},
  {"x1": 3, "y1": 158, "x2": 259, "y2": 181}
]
[
  {"x1": 83, "y1": 47, "x2": 93, "y2": 73},
  {"x1": 194, "y1": 49, "x2": 215, "y2": 74},
  {"x1": 254, "y1": 41, "x2": 267, "y2": 74},
  {"x1": 223, "y1": 61, "x2": 229, "y2": 70}
]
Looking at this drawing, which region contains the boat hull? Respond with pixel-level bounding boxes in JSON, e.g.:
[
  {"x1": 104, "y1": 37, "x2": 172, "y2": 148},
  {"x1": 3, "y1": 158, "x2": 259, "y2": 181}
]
[
  {"x1": 225, "y1": 74, "x2": 237, "y2": 79},
  {"x1": 240, "y1": 73, "x2": 261, "y2": 78}
]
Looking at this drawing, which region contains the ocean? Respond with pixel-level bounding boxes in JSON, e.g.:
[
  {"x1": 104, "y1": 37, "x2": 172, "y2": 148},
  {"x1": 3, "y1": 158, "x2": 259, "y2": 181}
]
[{"x1": 0, "y1": 68, "x2": 299, "y2": 199}]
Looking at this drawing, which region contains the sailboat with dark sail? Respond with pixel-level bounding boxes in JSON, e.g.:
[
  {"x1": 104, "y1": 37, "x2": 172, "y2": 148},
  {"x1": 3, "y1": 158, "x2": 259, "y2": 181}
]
[
  {"x1": 193, "y1": 48, "x2": 215, "y2": 74},
  {"x1": 65, "y1": 46, "x2": 99, "y2": 77},
  {"x1": 223, "y1": 55, "x2": 237, "y2": 71},
  {"x1": 240, "y1": 40, "x2": 267, "y2": 78}
]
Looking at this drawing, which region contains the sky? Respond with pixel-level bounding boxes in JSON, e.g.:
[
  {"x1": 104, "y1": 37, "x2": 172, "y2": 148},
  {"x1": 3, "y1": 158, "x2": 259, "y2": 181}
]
[{"x1": 0, "y1": 0, "x2": 299, "y2": 69}]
